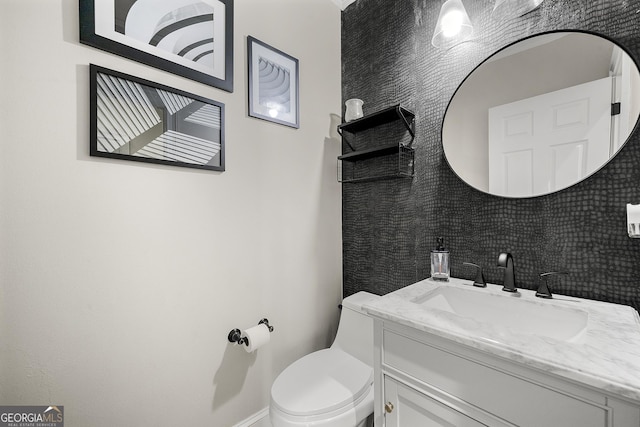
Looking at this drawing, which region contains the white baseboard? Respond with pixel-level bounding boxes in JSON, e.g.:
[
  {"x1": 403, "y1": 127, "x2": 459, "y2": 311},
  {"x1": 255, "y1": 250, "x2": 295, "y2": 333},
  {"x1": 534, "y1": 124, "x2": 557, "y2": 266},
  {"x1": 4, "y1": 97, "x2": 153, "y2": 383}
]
[{"x1": 233, "y1": 407, "x2": 270, "y2": 427}]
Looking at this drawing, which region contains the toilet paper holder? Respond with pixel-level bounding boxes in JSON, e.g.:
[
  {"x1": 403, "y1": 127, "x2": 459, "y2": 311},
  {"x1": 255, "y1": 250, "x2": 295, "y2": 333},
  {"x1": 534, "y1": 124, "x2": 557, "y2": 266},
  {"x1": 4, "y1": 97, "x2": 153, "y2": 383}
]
[{"x1": 228, "y1": 318, "x2": 274, "y2": 346}]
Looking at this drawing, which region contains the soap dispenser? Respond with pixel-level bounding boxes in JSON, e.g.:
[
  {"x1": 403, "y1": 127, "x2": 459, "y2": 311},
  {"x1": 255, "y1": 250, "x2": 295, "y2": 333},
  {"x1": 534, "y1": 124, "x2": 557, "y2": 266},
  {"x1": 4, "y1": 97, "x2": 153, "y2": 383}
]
[{"x1": 430, "y1": 237, "x2": 450, "y2": 281}]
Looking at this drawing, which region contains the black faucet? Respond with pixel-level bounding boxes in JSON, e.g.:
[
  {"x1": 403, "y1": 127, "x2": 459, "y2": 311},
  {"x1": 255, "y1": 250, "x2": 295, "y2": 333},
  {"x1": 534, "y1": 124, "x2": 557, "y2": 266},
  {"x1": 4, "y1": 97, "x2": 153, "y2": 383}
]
[
  {"x1": 497, "y1": 253, "x2": 517, "y2": 292},
  {"x1": 536, "y1": 272, "x2": 569, "y2": 299}
]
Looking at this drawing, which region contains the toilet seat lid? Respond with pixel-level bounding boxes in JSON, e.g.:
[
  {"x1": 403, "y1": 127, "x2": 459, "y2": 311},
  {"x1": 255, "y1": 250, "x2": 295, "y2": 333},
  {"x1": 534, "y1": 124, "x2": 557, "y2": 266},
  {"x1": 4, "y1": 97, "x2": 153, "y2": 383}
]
[{"x1": 271, "y1": 348, "x2": 373, "y2": 417}]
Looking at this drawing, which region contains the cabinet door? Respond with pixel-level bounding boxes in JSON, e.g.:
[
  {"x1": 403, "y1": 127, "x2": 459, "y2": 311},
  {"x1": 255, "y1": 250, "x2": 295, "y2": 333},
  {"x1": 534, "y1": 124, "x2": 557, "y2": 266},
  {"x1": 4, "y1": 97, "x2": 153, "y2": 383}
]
[
  {"x1": 383, "y1": 376, "x2": 486, "y2": 427},
  {"x1": 383, "y1": 329, "x2": 609, "y2": 427}
]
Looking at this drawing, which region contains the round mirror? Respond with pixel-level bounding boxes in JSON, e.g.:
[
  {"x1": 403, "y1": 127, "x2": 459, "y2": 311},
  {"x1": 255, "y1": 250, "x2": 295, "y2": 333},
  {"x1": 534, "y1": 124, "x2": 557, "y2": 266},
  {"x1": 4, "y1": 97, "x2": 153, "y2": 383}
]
[{"x1": 443, "y1": 31, "x2": 640, "y2": 198}]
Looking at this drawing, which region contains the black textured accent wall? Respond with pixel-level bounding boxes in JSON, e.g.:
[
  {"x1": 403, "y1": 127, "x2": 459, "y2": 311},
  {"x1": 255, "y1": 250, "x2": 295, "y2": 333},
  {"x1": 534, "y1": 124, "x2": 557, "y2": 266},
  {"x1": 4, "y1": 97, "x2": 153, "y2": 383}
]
[{"x1": 341, "y1": 0, "x2": 640, "y2": 311}]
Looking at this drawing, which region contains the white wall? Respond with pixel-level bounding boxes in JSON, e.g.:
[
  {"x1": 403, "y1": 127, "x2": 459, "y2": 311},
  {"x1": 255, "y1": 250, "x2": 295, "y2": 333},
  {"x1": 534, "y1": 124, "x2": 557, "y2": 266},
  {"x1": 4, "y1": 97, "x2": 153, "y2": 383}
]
[{"x1": 0, "y1": 1, "x2": 343, "y2": 426}]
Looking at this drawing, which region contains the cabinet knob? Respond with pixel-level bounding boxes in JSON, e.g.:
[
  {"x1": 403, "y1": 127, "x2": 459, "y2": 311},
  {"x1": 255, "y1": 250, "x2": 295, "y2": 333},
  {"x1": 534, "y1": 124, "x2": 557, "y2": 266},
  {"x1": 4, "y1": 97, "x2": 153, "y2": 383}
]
[{"x1": 385, "y1": 402, "x2": 394, "y2": 413}]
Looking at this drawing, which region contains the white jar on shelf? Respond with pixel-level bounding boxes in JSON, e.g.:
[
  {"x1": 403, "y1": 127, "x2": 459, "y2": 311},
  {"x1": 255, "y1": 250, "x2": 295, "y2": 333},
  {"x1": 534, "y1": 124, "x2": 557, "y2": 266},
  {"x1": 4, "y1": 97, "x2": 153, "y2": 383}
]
[{"x1": 344, "y1": 98, "x2": 364, "y2": 122}]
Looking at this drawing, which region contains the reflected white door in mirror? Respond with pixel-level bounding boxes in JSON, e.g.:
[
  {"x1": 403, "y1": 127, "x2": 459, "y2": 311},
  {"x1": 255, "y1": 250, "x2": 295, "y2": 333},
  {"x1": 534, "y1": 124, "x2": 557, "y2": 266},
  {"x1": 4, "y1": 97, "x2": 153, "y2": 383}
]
[{"x1": 488, "y1": 76, "x2": 612, "y2": 197}]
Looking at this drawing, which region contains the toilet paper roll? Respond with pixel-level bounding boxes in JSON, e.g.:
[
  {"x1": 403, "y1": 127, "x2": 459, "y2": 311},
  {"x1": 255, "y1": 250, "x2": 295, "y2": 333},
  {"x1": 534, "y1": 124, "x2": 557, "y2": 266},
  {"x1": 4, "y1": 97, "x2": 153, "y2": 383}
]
[{"x1": 242, "y1": 323, "x2": 271, "y2": 353}]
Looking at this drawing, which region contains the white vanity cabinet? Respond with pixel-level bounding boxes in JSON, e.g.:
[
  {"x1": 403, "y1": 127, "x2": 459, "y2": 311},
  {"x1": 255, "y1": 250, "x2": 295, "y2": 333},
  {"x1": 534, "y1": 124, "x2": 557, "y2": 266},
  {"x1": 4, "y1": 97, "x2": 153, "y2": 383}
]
[{"x1": 373, "y1": 320, "x2": 640, "y2": 427}]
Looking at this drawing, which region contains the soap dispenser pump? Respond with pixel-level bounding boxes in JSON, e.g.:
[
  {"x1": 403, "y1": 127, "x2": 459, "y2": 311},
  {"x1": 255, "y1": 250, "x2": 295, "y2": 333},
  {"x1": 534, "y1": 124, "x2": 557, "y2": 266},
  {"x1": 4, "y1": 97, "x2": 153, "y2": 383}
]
[{"x1": 430, "y1": 237, "x2": 450, "y2": 281}]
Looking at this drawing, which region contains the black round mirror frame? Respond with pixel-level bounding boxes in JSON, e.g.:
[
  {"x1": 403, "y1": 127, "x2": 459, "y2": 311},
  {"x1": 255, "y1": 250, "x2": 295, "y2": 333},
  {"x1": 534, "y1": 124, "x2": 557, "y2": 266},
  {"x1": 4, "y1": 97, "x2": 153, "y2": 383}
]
[{"x1": 441, "y1": 29, "x2": 640, "y2": 199}]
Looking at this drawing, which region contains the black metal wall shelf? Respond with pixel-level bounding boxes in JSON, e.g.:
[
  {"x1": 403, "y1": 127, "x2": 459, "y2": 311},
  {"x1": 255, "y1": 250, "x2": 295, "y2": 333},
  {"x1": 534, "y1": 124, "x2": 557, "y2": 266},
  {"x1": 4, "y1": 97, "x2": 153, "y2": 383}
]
[
  {"x1": 337, "y1": 105, "x2": 415, "y2": 143},
  {"x1": 337, "y1": 104, "x2": 415, "y2": 183},
  {"x1": 338, "y1": 144, "x2": 403, "y2": 162}
]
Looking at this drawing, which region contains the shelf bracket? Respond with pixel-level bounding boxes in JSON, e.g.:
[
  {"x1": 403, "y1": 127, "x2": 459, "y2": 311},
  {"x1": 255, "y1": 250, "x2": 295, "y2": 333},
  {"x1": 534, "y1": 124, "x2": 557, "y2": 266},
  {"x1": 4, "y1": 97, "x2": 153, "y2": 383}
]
[
  {"x1": 396, "y1": 106, "x2": 415, "y2": 142},
  {"x1": 337, "y1": 126, "x2": 356, "y2": 151}
]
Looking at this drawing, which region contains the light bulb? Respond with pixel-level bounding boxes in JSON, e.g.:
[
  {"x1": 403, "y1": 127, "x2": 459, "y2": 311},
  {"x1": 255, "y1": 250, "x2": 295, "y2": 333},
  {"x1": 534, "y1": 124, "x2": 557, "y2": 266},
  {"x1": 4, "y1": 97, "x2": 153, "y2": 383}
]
[{"x1": 441, "y1": 10, "x2": 464, "y2": 37}]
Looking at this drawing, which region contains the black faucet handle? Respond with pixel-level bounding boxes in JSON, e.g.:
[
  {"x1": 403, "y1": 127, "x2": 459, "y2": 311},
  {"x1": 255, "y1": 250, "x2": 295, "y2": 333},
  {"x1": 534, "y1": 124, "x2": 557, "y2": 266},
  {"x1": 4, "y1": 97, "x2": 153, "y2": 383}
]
[
  {"x1": 536, "y1": 271, "x2": 569, "y2": 299},
  {"x1": 463, "y1": 262, "x2": 486, "y2": 288},
  {"x1": 540, "y1": 271, "x2": 569, "y2": 277}
]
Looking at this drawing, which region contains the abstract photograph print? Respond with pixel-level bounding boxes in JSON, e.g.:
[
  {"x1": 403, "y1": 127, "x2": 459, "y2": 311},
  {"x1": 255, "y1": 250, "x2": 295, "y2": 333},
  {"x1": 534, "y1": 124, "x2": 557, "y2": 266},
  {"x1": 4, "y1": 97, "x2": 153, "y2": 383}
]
[
  {"x1": 80, "y1": 0, "x2": 233, "y2": 91},
  {"x1": 90, "y1": 65, "x2": 225, "y2": 171},
  {"x1": 248, "y1": 36, "x2": 299, "y2": 128}
]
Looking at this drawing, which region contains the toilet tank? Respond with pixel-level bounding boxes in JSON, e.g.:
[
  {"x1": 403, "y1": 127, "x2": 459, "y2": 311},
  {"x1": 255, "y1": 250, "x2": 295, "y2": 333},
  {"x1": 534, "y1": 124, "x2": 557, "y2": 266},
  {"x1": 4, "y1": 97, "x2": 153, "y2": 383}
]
[{"x1": 331, "y1": 291, "x2": 380, "y2": 367}]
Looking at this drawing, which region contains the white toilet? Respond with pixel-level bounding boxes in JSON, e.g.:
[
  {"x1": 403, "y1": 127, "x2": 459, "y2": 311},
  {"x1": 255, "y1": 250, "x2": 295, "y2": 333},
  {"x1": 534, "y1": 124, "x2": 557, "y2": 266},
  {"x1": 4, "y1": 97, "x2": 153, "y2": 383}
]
[{"x1": 269, "y1": 291, "x2": 380, "y2": 427}]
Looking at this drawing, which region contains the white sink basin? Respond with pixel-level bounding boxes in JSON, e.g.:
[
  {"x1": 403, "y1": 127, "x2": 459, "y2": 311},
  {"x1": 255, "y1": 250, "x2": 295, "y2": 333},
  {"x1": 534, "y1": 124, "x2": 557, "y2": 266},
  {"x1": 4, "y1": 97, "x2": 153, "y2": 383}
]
[{"x1": 412, "y1": 286, "x2": 588, "y2": 342}]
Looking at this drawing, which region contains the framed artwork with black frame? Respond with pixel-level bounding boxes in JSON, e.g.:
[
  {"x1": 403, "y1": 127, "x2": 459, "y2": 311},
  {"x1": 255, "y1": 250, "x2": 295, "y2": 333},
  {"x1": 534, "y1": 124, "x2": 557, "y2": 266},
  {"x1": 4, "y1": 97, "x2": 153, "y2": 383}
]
[
  {"x1": 247, "y1": 36, "x2": 299, "y2": 128},
  {"x1": 80, "y1": 0, "x2": 234, "y2": 92},
  {"x1": 90, "y1": 64, "x2": 225, "y2": 171}
]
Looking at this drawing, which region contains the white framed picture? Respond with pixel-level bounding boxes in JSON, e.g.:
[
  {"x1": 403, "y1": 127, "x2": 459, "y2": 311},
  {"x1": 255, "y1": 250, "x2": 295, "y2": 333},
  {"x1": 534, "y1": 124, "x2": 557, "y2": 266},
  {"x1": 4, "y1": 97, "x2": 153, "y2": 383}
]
[{"x1": 247, "y1": 36, "x2": 299, "y2": 128}]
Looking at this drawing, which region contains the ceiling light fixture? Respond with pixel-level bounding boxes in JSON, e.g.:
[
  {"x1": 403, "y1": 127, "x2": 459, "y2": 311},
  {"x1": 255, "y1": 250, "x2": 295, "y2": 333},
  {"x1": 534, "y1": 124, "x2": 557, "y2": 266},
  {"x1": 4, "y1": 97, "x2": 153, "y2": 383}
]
[{"x1": 431, "y1": 0, "x2": 474, "y2": 49}]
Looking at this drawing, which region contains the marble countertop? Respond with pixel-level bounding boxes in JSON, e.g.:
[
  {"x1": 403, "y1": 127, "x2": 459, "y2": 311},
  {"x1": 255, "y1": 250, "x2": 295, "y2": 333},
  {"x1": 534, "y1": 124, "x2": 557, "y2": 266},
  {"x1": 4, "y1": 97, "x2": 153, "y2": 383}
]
[{"x1": 363, "y1": 277, "x2": 640, "y2": 402}]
